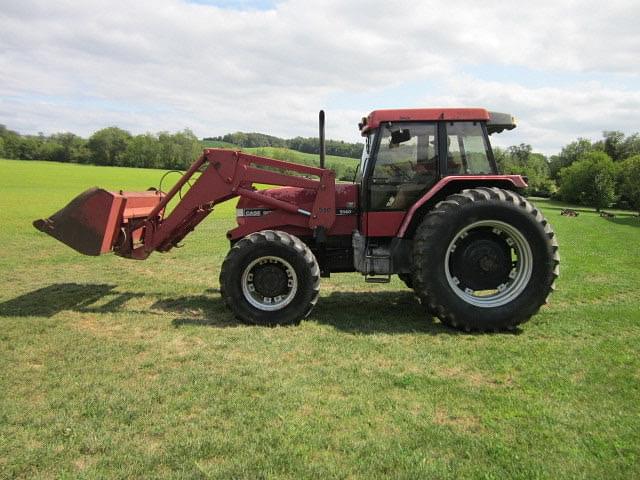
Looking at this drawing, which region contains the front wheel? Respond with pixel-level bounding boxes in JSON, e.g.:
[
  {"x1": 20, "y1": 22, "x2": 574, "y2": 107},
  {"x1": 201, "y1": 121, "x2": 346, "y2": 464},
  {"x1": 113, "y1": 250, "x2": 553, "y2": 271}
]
[
  {"x1": 220, "y1": 230, "x2": 320, "y2": 326},
  {"x1": 413, "y1": 187, "x2": 559, "y2": 331}
]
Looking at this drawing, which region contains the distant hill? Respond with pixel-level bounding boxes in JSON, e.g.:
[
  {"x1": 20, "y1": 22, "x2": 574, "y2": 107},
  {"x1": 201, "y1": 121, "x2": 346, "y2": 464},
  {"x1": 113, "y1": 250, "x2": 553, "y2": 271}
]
[
  {"x1": 204, "y1": 132, "x2": 363, "y2": 160},
  {"x1": 246, "y1": 147, "x2": 358, "y2": 182},
  {"x1": 201, "y1": 140, "x2": 358, "y2": 181}
]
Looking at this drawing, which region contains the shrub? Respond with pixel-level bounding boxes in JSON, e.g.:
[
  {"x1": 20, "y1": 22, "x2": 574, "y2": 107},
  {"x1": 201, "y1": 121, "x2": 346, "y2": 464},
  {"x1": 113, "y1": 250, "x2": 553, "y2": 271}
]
[
  {"x1": 617, "y1": 155, "x2": 640, "y2": 213},
  {"x1": 559, "y1": 151, "x2": 616, "y2": 211}
]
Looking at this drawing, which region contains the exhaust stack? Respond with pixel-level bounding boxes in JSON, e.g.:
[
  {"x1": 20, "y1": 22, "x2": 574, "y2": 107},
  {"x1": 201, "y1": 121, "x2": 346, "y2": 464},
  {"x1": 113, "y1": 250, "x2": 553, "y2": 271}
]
[{"x1": 319, "y1": 110, "x2": 325, "y2": 169}]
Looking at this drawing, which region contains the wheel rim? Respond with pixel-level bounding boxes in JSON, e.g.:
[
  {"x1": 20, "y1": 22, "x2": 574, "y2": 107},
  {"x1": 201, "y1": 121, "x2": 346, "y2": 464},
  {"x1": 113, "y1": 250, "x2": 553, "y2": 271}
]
[
  {"x1": 444, "y1": 220, "x2": 533, "y2": 308},
  {"x1": 241, "y1": 256, "x2": 298, "y2": 311}
]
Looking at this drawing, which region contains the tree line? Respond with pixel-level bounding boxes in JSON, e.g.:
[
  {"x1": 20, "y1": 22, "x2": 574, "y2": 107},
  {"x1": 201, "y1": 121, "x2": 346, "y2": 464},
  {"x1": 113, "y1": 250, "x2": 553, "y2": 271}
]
[
  {"x1": 490, "y1": 130, "x2": 640, "y2": 213},
  {"x1": 0, "y1": 124, "x2": 362, "y2": 171},
  {"x1": 493, "y1": 144, "x2": 555, "y2": 197},
  {"x1": 206, "y1": 132, "x2": 364, "y2": 159},
  {"x1": 2, "y1": 124, "x2": 639, "y2": 212},
  {"x1": 0, "y1": 125, "x2": 203, "y2": 170}
]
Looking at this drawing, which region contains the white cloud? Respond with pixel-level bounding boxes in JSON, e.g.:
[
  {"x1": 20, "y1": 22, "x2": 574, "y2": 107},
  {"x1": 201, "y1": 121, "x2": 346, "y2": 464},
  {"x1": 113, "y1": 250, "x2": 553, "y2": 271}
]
[
  {"x1": 423, "y1": 75, "x2": 640, "y2": 154},
  {"x1": 1, "y1": 0, "x2": 639, "y2": 154}
]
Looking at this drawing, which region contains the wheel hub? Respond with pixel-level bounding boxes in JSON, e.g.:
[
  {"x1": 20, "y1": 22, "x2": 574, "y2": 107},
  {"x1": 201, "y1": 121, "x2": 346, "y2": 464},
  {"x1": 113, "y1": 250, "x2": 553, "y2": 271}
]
[
  {"x1": 445, "y1": 220, "x2": 533, "y2": 308},
  {"x1": 252, "y1": 264, "x2": 289, "y2": 298},
  {"x1": 241, "y1": 256, "x2": 298, "y2": 311},
  {"x1": 450, "y1": 230, "x2": 512, "y2": 291}
]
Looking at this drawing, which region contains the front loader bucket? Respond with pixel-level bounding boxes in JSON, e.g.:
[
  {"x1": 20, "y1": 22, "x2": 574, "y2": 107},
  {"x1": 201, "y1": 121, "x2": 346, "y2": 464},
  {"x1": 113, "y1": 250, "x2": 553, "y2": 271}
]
[
  {"x1": 33, "y1": 188, "x2": 164, "y2": 256},
  {"x1": 33, "y1": 188, "x2": 127, "y2": 256}
]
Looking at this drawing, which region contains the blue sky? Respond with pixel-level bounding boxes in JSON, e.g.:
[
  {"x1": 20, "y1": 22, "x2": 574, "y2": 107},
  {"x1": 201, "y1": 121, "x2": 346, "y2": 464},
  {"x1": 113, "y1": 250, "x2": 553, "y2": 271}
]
[{"x1": 1, "y1": 0, "x2": 639, "y2": 154}]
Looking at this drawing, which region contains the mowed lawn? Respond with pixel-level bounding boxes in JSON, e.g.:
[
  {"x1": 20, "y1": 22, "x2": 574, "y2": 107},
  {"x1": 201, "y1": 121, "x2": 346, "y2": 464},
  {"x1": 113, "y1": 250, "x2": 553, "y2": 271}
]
[{"x1": 0, "y1": 159, "x2": 639, "y2": 479}]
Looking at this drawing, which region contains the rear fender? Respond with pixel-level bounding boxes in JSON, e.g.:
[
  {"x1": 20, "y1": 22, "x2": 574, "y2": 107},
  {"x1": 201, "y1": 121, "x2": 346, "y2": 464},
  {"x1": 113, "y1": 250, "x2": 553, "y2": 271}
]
[{"x1": 397, "y1": 175, "x2": 527, "y2": 238}]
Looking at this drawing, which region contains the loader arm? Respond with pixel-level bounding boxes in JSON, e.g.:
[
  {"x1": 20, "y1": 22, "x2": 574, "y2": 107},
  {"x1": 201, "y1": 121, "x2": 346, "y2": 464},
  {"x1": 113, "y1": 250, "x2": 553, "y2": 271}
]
[
  {"x1": 133, "y1": 148, "x2": 336, "y2": 259},
  {"x1": 34, "y1": 148, "x2": 336, "y2": 260}
]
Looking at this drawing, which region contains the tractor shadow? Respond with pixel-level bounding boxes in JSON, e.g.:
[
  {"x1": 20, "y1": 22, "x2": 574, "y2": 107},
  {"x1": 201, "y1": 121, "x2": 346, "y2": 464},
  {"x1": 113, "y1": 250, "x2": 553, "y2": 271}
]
[
  {"x1": 0, "y1": 283, "x2": 229, "y2": 325},
  {"x1": 0, "y1": 283, "x2": 142, "y2": 318},
  {"x1": 313, "y1": 291, "x2": 521, "y2": 335},
  {"x1": 312, "y1": 291, "x2": 452, "y2": 335},
  {"x1": 0, "y1": 283, "x2": 522, "y2": 336},
  {"x1": 153, "y1": 295, "x2": 238, "y2": 328}
]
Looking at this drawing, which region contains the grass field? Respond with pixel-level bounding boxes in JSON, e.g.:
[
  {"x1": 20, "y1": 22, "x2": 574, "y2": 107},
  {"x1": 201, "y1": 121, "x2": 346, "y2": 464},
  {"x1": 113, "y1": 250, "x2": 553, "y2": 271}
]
[
  {"x1": 1, "y1": 159, "x2": 639, "y2": 479},
  {"x1": 200, "y1": 140, "x2": 360, "y2": 169}
]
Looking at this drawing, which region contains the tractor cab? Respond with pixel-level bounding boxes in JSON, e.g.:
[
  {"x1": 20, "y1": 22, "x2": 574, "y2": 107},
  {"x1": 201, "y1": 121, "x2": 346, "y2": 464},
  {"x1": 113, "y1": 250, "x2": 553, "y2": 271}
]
[
  {"x1": 357, "y1": 108, "x2": 516, "y2": 210},
  {"x1": 355, "y1": 108, "x2": 517, "y2": 237}
]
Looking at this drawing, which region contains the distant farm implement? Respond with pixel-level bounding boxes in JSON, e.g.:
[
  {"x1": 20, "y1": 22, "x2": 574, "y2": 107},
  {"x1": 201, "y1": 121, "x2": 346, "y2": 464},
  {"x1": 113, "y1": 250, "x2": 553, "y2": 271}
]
[{"x1": 35, "y1": 108, "x2": 559, "y2": 331}]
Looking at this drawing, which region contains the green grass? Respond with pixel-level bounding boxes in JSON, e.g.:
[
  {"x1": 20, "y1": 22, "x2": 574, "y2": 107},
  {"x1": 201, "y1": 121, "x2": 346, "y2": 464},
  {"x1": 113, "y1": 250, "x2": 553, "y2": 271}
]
[
  {"x1": 1, "y1": 158, "x2": 639, "y2": 479},
  {"x1": 201, "y1": 140, "x2": 240, "y2": 149},
  {"x1": 244, "y1": 146, "x2": 358, "y2": 167},
  {"x1": 244, "y1": 147, "x2": 358, "y2": 181},
  {"x1": 199, "y1": 141, "x2": 359, "y2": 168}
]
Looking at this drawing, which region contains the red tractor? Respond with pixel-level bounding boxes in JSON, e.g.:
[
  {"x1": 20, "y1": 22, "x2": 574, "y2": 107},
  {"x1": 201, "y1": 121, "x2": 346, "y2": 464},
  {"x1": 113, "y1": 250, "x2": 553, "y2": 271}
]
[{"x1": 34, "y1": 108, "x2": 559, "y2": 331}]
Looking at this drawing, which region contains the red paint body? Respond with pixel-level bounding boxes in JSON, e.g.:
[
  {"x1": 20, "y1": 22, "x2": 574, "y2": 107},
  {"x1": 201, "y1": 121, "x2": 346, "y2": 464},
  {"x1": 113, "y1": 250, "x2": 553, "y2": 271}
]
[
  {"x1": 34, "y1": 108, "x2": 527, "y2": 272},
  {"x1": 231, "y1": 183, "x2": 358, "y2": 240},
  {"x1": 33, "y1": 188, "x2": 164, "y2": 256},
  {"x1": 361, "y1": 108, "x2": 491, "y2": 134},
  {"x1": 35, "y1": 149, "x2": 339, "y2": 259},
  {"x1": 34, "y1": 148, "x2": 526, "y2": 259},
  {"x1": 396, "y1": 175, "x2": 526, "y2": 237}
]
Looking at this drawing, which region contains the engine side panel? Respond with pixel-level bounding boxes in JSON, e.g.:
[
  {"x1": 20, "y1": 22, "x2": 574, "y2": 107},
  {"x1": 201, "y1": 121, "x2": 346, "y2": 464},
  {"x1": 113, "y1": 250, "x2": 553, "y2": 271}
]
[{"x1": 228, "y1": 183, "x2": 359, "y2": 241}]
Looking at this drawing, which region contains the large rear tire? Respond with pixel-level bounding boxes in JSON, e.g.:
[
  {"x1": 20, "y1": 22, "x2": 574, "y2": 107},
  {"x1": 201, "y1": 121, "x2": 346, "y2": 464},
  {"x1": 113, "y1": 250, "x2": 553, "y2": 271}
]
[
  {"x1": 220, "y1": 230, "x2": 320, "y2": 326},
  {"x1": 413, "y1": 187, "x2": 559, "y2": 331}
]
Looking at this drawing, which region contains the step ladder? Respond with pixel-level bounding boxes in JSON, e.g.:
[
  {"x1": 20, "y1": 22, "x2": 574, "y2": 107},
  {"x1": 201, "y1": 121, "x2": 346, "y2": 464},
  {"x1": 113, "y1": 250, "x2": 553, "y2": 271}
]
[{"x1": 364, "y1": 251, "x2": 391, "y2": 283}]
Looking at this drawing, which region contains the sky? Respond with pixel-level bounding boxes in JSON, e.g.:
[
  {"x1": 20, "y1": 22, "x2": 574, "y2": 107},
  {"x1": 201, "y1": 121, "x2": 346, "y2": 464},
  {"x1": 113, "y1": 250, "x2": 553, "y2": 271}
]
[{"x1": 1, "y1": 0, "x2": 639, "y2": 155}]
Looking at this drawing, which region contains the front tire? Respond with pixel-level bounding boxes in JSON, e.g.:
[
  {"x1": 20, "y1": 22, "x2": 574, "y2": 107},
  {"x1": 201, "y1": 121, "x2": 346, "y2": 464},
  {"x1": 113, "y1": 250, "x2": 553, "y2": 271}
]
[
  {"x1": 413, "y1": 187, "x2": 559, "y2": 331},
  {"x1": 220, "y1": 230, "x2": 320, "y2": 326}
]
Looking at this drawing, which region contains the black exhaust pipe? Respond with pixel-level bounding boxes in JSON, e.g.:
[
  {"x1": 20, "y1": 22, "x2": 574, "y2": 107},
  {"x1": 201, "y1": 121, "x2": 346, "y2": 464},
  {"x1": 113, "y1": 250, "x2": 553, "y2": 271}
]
[{"x1": 319, "y1": 110, "x2": 325, "y2": 169}]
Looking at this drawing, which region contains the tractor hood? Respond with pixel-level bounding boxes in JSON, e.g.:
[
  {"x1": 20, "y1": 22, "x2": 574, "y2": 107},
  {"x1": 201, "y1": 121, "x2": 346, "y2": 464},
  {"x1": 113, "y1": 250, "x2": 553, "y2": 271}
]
[
  {"x1": 231, "y1": 183, "x2": 359, "y2": 240},
  {"x1": 236, "y1": 183, "x2": 358, "y2": 218}
]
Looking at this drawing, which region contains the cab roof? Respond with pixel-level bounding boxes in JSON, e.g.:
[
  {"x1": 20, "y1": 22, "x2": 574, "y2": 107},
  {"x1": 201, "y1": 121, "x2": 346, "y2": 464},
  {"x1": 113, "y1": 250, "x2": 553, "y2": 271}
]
[{"x1": 359, "y1": 108, "x2": 516, "y2": 135}]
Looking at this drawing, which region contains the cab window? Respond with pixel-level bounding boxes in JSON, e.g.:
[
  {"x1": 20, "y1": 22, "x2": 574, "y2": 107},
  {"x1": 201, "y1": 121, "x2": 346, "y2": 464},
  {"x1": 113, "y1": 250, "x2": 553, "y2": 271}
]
[
  {"x1": 446, "y1": 122, "x2": 494, "y2": 175},
  {"x1": 369, "y1": 122, "x2": 438, "y2": 210},
  {"x1": 355, "y1": 132, "x2": 374, "y2": 184}
]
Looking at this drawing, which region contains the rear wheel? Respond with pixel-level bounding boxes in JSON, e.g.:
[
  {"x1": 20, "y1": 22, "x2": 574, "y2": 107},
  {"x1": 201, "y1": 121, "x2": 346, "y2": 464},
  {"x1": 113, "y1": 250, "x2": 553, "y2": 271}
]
[
  {"x1": 413, "y1": 187, "x2": 559, "y2": 331},
  {"x1": 220, "y1": 230, "x2": 320, "y2": 326}
]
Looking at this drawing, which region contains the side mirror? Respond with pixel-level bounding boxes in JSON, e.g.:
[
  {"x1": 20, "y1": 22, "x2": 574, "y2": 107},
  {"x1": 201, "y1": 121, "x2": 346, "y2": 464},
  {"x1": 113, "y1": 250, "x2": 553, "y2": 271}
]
[{"x1": 390, "y1": 128, "x2": 411, "y2": 146}]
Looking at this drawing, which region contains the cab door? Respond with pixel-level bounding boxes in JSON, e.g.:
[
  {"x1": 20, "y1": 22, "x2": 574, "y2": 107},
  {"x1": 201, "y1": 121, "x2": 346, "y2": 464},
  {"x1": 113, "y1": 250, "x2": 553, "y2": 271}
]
[{"x1": 362, "y1": 122, "x2": 440, "y2": 237}]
